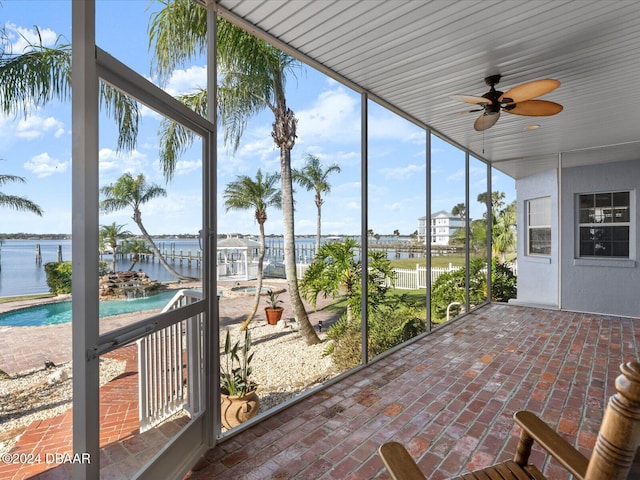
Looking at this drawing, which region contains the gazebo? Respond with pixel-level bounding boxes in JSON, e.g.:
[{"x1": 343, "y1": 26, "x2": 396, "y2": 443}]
[{"x1": 216, "y1": 236, "x2": 263, "y2": 281}]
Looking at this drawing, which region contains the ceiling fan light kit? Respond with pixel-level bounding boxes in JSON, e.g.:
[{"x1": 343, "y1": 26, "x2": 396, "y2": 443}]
[{"x1": 452, "y1": 74, "x2": 563, "y2": 131}]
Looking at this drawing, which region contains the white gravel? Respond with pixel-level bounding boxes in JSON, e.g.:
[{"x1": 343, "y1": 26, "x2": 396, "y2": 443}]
[
  {"x1": 0, "y1": 320, "x2": 337, "y2": 453},
  {"x1": 223, "y1": 320, "x2": 337, "y2": 412}
]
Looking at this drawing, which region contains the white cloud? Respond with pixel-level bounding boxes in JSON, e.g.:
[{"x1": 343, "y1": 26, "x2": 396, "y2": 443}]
[
  {"x1": 24, "y1": 152, "x2": 69, "y2": 178},
  {"x1": 296, "y1": 87, "x2": 361, "y2": 145},
  {"x1": 368, "y1": 110, "x2": 423, "y2": 141},
  {"x1": 176, "y1": 159, "x2": 202, "y2": 175},
  {"x1": 447, "y1": 167, "x2": 466, "y2": 182},
  {"x1": 379, "y1": 163, "x2": 426, "y2": 180},
  {"x1": 99, "y1": 148, "x2": 148, "y2": 175},
  {"x1": 15, "y1": 115, "x2": 65, "y2": 140},
  {"x1": 3, "y1": 23, "x2": 59, "y2": 55},
  {"x1": 165, "y1": 66, "x2": 207, "y2": 96}
]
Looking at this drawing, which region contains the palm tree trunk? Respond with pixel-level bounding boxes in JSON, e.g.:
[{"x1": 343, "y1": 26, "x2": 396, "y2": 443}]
[
  {"x1": 129, "y1": 253, "x2": 139, "y2": 271},
  {"x1": 274, "y1": 108, "x2": 320, "y2": 345},
  {"x1": 315, "y1": 195, "x2": 322, "y2": 255},
  {"x1": 240, "y1": 221, "x2": 266, "y2": 330},
  {"x1": 133, "y1": 215, "x2": 195, "y2": 281}
]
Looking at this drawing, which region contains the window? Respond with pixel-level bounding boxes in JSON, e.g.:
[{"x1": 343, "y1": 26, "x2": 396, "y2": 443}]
[
  {"x1": 578, "y1": 191, "x2": 630, "y2": 258},
  {"x1": 527, "y1": 197, "x2": 551, "y2": 255}
]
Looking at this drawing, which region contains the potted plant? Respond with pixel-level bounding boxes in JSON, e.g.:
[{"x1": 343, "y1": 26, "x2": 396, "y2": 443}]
[
  {"x1": 264, "y1": 289, "x2": 284, "y2": 325},
  {"x1": 220, "y1": 329, "x2": 259, "y2": 429}
]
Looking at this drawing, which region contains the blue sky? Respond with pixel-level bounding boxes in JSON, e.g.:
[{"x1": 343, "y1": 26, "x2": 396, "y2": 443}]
[{"x1": 0, "y1": 0, "x2": 515, "y2": 237}]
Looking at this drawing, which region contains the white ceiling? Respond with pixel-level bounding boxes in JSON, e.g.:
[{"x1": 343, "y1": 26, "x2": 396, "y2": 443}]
[{"x1": 215, "y1": 0, "x2": 640, "y2": 179}]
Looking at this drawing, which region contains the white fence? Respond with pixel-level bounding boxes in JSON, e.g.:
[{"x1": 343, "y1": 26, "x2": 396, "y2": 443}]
[
  {"x1": 391, "y1": 263, "x2": 463, "y2": 290},
  {"x1": 138, "y1": 289, "x2": 204, "y2": 432},
  {"x1": 390, "y1": 262, "x2": 517, "y2": 290},
  {"x1": 297, "y1": 262, "x2": 463, "y2": 290}
]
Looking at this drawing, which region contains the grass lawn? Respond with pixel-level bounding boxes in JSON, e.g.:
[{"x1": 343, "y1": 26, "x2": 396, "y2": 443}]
[
  {"x1": 390, "y1": 255, "x2": 466, "y2": 269},
  {"x1": 389, "y1": 253, "x2": 516, "y2": 270},
  {"x1": 0, "y1": 293, "x2": 56, "y2": 304}
]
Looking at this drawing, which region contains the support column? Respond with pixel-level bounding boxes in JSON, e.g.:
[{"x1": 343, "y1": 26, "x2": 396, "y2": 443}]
[{"x1": 71, "y1": 0, "x2": 101, "y2": 478}]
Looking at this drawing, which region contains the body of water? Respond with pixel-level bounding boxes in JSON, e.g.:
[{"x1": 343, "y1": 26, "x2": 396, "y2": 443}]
[
  {"x1": 0, "y1": 239, "x2": 201, "y2": 298},
  {"x1": 0, "y1": 235, "x2": 420, "y2": 298}
]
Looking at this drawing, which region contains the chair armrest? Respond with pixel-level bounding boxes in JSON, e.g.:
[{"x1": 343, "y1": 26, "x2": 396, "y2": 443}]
[
  {"x1": 514, "y1": 411, "x2": 589, "y2": 480},
  {"x1": 378, "y1": 441, "x2": 427, "y2": 480}
]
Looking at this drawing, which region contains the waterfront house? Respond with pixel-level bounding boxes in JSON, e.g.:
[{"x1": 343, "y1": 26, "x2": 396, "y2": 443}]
[
  {"x1": 417, "y1": 211, "x2": 465, "y2": 246},
  {"x1": 66, "y1": 2, "x2": 640, "y2": 479}
]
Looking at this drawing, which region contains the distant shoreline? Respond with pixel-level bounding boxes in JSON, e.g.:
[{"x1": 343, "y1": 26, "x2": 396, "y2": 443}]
[{"x1": 0, "y1": 233, "x2": 411, "y2": 239}]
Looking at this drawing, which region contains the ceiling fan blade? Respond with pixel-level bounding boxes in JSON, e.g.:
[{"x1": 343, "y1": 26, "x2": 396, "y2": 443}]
[
  {"x1": 504, "y1": 100, "x2": 563, "y2": 116},
  {"x1": 474, "y1": 112, "x2": 500, "y2": 131},
  {"x1": 499, "y1": 79, "x2": 560, "y2": 103},
  {"x1": 450, "y1": 94, "x2": 493, "y2": 105},
  {"x1": 455, "y1": 108, "x2": 484, "y2": 115}
]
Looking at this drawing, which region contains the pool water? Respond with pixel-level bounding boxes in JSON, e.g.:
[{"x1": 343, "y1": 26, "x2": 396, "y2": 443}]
[
  {"x1": 0, "y1": 290, "x2": 180, "y2": 327},
  {"x1": 231, "y1": 286, "x2": 272, "y2": 294}
]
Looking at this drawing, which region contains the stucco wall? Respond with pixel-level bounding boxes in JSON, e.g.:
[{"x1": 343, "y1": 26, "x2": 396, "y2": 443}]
[
  {"x1": 560, "y1": 159, "x2": 640, "y2": 317},
  {"x1": 512, "y1": 169, "x2": 559, "y2": 308}
]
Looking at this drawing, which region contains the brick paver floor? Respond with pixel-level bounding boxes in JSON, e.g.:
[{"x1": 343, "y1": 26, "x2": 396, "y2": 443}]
[
  {"x1": 0, "y1": 344, "x2": 190, "y2": 480},
  {"x1": 1, "y1": 302, "x2": 638, "y2": 479},
  {"x1": 184, "y1": 304, "x2": 639, "y2": 480}
]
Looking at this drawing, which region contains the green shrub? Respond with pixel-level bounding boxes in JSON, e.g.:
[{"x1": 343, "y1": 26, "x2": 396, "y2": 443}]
[
  {"x1": 44, "y1": 261, "x2": 72, "y2": 294},
  {"x1": 431, "y1": 257, "x2": 517, "y2": 321},
  {"x1": 99, "y1": 261, "x2": 110, "y2": 276},
  {"x1": 326, "y1": 300, "x2": 425, "y2": 371},
  {"x1": 44, "y1": 260, "x2": 111, "y2": 294},
  {"x1": 491, "y1": 258, "x2": 517, "y2": 301}
]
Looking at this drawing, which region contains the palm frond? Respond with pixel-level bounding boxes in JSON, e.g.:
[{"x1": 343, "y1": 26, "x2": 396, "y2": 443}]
[
  {"x1": 148, "y1": 0, "x2": 207, "y2": 84},
  {"x1": 0, "y1": 194, "x2": 43, "y2": 216},
  {"x1": 100, "y1": 83, "x2": 140, "y2": 151},
  {"x1": 157, "y1": 89, "x2": 207, "y2": 180},
  {"x1": 0, "y1": 28, "x2": 71, "y2": 117},
  {"x1": 223, "y1": 169, "x2": 281, "y2": 215},
  {"x1": 0, "y1": 173, "x2": 26, "y2": 186}
]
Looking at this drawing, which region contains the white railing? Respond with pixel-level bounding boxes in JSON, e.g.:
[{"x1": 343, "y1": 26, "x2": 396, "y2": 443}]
[{"x1": 138, "y1": 289, "x2": 204, "y2": 432}]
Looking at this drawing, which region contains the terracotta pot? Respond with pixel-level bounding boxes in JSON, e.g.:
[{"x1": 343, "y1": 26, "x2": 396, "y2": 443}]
[
  {"x1": 220, "y1": 390, "x2": 260, "y2": 429},
  {"x1": 264, "y1": 307, "x2": 284, "y2": 325}
]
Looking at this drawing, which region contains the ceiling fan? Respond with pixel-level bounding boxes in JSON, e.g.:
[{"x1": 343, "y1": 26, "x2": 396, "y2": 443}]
[{"x1": 451, "y1": 74, "x2": 563, "y2": 131}]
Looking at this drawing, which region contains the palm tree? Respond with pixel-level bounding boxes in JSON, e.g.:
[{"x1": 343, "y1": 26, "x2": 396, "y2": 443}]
[
  {"x1": 476, "y1": 191, "x2": 515, "y2": 260},
  {"x1": 99, "y1": 222, "x2": 133, "y2": 272},
  {"x1": 452, "y1": 202, "x2": 466, "y2": 220},
  {"x1": 100, "y1": 172, "x2": 193, "y2": 281},
  {"x1": 493, "y1": 200, "x2": 516, "y2": 261},
  {"x1": 292, "y1": 153, "x2": 341, "y2": 254},
  {"x1": 0, "y1": 169, "x2": 43, "y2": 217},
  {"x1": 120, "y1": 239, "x2": 152, "y2": 271},
  {"x1": 0, "y1": 27, "x2": 139, "y2": 151},
  {"x1": 149, "y1": 1, "x2": 320, "y2": 344},
  {"x1": 300, "y1": 239, "x2": 394, "y2": 324},
  {"x1": 300, "y1": 239, "x2": 361, "y2": 324},
  {"x1": 223, "y1": 169, "x2": 281, "y2": 329}
]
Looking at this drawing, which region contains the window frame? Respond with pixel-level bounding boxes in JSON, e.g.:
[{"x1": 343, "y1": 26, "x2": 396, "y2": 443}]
[
  {"x1": 526, "y1": 196, "x2": 551, "y2": 256},
  {"x1": 577, "y1": 191, "x2": 631, "y2": 259}
]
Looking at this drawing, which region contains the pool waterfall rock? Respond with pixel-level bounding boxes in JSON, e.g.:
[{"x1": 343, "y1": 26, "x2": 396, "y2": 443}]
[{"x1": 98, "y1": 271, "x2": 163, "y2": 300}]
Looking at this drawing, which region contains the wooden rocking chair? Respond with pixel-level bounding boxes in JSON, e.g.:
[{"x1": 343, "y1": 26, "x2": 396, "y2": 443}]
[{"x1": 379, "y1": 361, "x2": 640, "y2": 480}]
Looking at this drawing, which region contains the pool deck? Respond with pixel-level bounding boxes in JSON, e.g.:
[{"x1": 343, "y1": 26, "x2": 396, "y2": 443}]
[
  {"x1": 0, "y1": 279, "x2": 340, "y2": 480},
  {"x1": 0, "y1": 279, "x2": 332, "y2": 377}
]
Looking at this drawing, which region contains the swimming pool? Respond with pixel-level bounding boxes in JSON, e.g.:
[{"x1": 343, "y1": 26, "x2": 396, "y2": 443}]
[{"x1": 0, "y1": 290, "x2": 180, "y2": 327}]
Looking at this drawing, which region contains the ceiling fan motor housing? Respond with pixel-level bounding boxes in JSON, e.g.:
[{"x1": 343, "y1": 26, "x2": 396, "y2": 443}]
[{"x1": 482, "y1": 88, "x2": 503, "y2": 113}]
